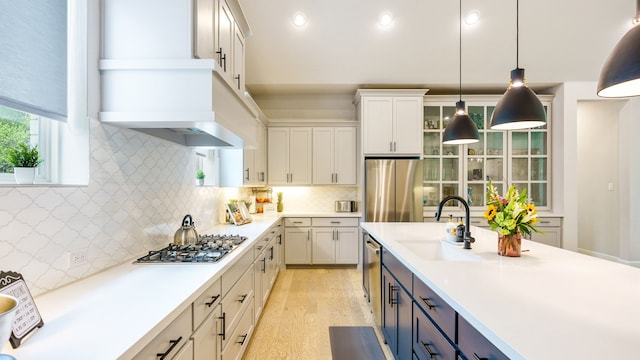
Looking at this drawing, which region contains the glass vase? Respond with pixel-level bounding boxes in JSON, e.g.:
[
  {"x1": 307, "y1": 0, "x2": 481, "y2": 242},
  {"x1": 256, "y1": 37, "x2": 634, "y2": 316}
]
[{"x1": 498, "y1": 231, "x2": 521, "y2": 257}]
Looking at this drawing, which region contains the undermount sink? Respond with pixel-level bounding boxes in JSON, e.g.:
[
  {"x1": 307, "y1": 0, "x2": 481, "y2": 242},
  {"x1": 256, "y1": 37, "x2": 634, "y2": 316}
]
[{"x1": 396, "y1": 239, "x2": 482, "y2": 262}]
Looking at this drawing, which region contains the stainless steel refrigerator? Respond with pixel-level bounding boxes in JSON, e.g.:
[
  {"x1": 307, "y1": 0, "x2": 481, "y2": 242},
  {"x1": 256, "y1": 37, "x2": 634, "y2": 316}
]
[{"x1": 365, "y1": 159, "x2": 423, "y2": 222}]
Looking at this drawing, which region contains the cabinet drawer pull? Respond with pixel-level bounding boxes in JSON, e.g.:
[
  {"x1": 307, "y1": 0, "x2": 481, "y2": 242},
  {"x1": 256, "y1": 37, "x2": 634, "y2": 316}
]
[
  {"x1": 237, "y1": 333, "x2": 249, "y2": 345},
  {"x1": 238, "y1": 294, "x2": 248, "y2": 303},
  {"x1": 261, "y1": 257, "x2": 266, "y2": 273},
  {"x1": 420, "y1": 296, "x2": 436, "y2": 310},
  {"x1": 206, "y1": 294, "x2": 220, "y2": 307},
  {"x1": 219, "y1": 312, "x2": 226, "y2": 340},
  {"x1": 293, "y1": 221, "x2": 303, "y2": 224},
  {"x1": 421, "y1": 341, "x2": 438, "y2": 359},
  {"x1": 473, "y1": 353, "x2": 488, "y2": 360},
  {"x1": 269, "y1": 246, "x2": 274, "y2": 260},
  {"x1": 330, "y1": 221, "x2": 341, "y2": 224},
  {"x1": 157, "y1": 336, "x2": 182, "y2": 360},
  {"x1": 540, "y1": 220, "x2": 551, "y2": 224},
  {"x1": 389, "y1": 285, "x2": 398, "y2": 306}
]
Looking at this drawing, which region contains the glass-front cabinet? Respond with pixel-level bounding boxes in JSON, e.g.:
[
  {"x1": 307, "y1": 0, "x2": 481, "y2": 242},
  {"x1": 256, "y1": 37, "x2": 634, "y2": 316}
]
[{"x1": 423, "y1": 95, "x2": 551, "y2": 211}]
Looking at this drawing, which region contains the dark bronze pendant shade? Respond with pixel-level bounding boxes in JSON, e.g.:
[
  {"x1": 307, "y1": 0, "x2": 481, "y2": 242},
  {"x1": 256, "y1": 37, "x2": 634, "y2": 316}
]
[
  {"x1": 598, "y1": 1, "x2": 640, "y2": 97},
  {"x1": 442, "y1": 0, "x2": 479, "y2": 145},
  {"x1": 491, "y1": 68, "x2": 546, "y2": 130},
  {"x1": 443, "y1": 101, "x2": 479, "y2": 144},
  {"x1": 490, "y1": 0, "x2": 546, "y2": 130}
]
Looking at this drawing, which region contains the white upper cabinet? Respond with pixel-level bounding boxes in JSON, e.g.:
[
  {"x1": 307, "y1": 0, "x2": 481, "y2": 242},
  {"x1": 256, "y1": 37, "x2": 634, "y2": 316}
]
[
  {"x1": 268, "y1": 127, "x2": 312, "y2": 185},
  {"x1": 193, "y1": 0, "x2": 246, "y2": 94},
  {"x1": 355, "y1": 89, "x2": 427, "y2": 157},
  {"x1": 312, "y1": 127, "x2": 357, "y2": 185},
  {"x1": 216, "y1": 0, "x2": 234, "y2": 81},
  {"x1": 193, "y1": 0, "x2": 215, "y2": 59},
  {"x1": 232, "y1": 24, "x2": 245, "y2": 93}
]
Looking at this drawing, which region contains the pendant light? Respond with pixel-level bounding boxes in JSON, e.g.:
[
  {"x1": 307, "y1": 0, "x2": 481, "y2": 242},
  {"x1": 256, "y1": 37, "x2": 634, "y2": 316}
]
[
  {"x1": 597, "y1": 0, "x2": 640, "y2": 97},
  {"x1": 490, "y1": 0, "x2": 546, "y2": 130},
  {"x1": 443, "y1": 0, "x2": 479, "y2": 145}
]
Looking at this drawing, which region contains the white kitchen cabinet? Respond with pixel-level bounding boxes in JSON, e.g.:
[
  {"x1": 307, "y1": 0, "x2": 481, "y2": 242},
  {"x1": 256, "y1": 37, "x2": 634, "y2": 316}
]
[
  {"x1": 193, "y1": 0, "x2": 215, "y2": 59},
  {"x1": 232, "y1": 23, "x2": 245, "y2": 93},
  {"x1": 528, "y1": 217, "x2": 562, "y2": 247},
  {"x1": 284, "y1": 218, "x2": 312, "y2": 264},
  {"x1": 192, "y1": 307, "x2": 221, "y2": 360},
  {"x1": 193, "y1": 0, "x2": 246, "y2": 94},
  {"x1": 355, "y1": 90, "x2": 426, "y2": 156},
  {"x1": 220, "y1": 120, "x2": 267, "y2": 187},
  {"x1": 312, "y1": 127, "x2": 357, "y2": 185},
  {"x1": 216, "y1": 0, "x2": 234, "y2": 82},
  {"x1": 132, "y1": 306, "x2": 192, "y2": 360},
  {"x1": 253, "y1": 232, "x2": 276, "y2": 319},
  {"x1": 221, "y1": 297, "x2": 254, "y2": 360},
  {"x1": 267, "y1": 127, "x2": 312, "y2": 185},
  {"x1": 423, "y1": 95, "x2": 553, "y2": 212},
  {"x1": 311, "y1": 218, "x2": 359, "y2": 264}
]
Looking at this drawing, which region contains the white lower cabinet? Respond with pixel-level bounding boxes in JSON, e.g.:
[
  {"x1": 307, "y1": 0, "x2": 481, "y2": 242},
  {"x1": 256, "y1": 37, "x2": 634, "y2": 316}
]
[
  {"x1": 311, "y1": 217, "x2": 359, "y2": 265},
  {"x1": 133, "y1": 306, "x2": 192, "y2": 360},
  {"x1": 284, "y1": 218, "x2": 312, "y2": 264},
  {"x1": 192, "y1": 308, "x2": 221, "y2": 360},
  {"x1": 285, "y1": 217, "x2": 359, "y2": 265},
  {"x1": 221, "y1": 297, "x2": 255, "y2": 360},
  {"x1": 134, "y1": 222, "x2": 284, "y2": 360},
  {"x1": 530, "y1": 217, "x2": 562, "y2": 247},
  {"x1": 221, "y1": 268, "x2": 254, "y2": 351}
]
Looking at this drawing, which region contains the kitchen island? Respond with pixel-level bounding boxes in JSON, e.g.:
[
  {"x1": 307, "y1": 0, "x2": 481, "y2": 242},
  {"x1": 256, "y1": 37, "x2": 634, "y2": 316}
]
[{"x1": 362, "y1": 222, "x2": 640, "y2": 359}]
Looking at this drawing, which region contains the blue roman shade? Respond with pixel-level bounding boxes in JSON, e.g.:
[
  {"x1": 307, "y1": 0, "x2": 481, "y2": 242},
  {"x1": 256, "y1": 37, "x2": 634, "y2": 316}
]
[{"x1": 0, "y1": 1, "x2": 67, "y2": 121}]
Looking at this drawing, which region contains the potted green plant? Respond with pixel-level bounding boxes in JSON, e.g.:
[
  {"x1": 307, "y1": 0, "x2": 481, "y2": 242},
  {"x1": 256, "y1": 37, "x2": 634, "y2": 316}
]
[
  {"x1": 196, "y1": 169, "x2": 205, "y2": 186},
  {"x1": 7, "y1": 142, "x2": 41, "y2": 184}
]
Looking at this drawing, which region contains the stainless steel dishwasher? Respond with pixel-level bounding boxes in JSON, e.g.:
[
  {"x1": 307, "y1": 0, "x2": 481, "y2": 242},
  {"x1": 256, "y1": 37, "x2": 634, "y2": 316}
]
[{"x1": 364, "y1": 234, "x2": 382, "y2": 328}]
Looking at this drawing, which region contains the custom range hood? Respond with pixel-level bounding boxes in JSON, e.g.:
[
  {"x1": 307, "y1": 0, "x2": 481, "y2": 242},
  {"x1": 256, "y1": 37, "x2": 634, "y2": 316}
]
[
  {"x1": 99, "y1": 0, "x2": 258, "y2": 148},
  {"x1": 100, "y1": 59, "x2": 257, "y2": 148}
]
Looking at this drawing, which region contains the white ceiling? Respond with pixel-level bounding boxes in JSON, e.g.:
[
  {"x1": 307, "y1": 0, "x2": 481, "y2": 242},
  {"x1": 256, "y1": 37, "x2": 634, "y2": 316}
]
[{"x1": 238, "y1": 0, "x2": 634, "y2": 96}]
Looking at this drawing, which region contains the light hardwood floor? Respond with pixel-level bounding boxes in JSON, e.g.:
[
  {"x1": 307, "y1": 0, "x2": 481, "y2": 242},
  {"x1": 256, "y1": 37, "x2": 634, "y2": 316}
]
[{"x1": 242, "y1": 268, "x2": 393, "y2": 360}]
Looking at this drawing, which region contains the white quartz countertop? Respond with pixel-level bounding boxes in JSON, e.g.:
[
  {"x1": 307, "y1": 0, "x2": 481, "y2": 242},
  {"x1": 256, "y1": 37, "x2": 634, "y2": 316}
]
[
  {"x1": 361, "y1": 222, "x2": 640, "y2": 360},
  {"x1": 2, "y1": 215, "x2": 283, "y2": 360}
]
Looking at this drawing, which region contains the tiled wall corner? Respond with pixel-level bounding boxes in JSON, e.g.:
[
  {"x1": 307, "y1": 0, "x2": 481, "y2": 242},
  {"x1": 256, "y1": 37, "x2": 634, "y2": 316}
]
[{"x1": 0, "y1": 119, "x2": 224, "y2": 296}]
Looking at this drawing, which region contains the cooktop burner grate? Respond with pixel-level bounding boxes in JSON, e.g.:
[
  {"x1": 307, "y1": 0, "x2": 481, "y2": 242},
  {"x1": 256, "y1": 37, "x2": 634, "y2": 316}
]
[{"x1": 134, "y1": 234, "x2": 247, "y2": 264}]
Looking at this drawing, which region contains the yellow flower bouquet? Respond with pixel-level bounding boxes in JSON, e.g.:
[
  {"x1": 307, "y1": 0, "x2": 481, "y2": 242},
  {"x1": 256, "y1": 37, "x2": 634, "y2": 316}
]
[{"x1": 484, "y1": 180, "x2": 540, "y2": 236}]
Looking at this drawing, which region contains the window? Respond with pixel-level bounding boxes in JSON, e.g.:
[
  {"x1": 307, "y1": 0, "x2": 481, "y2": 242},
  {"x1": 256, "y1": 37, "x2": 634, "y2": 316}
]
[{"x1": 0, "y1": 0, "x2": 90, "y2": 185}]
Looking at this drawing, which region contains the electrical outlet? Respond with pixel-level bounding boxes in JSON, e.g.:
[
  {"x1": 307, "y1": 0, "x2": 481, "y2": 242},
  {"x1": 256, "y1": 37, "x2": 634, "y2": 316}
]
[{"x1": 67, "y1": 249, "x2": 88, "y2": 269}]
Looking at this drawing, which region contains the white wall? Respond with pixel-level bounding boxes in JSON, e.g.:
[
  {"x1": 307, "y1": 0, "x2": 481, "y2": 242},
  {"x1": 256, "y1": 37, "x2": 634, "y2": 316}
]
[
  {"x1": 554, "y1": 82, "x2": 640, "y2": 265},
  {"x1": 577, "y1": 101, "x2": 623, "y2": 256},
  {"x1": 0, "y1": 121, "x2": 225, "y2": 296}
]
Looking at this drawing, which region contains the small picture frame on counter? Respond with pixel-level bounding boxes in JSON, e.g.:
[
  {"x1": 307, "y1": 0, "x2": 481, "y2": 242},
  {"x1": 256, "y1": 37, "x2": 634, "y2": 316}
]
[
  {"x1": 0, "y1": 271, "x2": 44, "y2": 348},
  {"x1": 226, "y1": 202, "x2": 252, "y2": 225}
]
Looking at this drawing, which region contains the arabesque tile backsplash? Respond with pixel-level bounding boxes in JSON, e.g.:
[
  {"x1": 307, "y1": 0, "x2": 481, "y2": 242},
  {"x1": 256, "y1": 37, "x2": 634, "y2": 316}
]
[{"x1": 0, "y1": 119, "x2": 358, "y2": 296}]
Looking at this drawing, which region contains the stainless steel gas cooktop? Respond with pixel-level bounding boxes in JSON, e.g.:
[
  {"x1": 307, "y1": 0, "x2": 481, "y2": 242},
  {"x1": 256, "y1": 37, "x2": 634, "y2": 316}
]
[{"x1": 134, "y1": 234, "x2": 247, "y2": 264}]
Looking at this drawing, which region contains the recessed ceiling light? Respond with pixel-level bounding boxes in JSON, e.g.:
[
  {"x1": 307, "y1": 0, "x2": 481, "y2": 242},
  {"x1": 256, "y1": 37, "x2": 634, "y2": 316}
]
[
  {"x1": 378, "y1": 11, "x2": 393, "y2": 27},
  {"x1": 465, "y1": 10, "x2": 480, "y2": 25},
  {"x1": 292, "y1": 12, "x2": 307, "y2": 27}
]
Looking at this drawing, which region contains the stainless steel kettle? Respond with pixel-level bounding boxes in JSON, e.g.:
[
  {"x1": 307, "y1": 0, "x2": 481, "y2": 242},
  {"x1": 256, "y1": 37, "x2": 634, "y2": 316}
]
[{"x1": 174, "y1": 214, "x2": 199, "y2": 245}]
